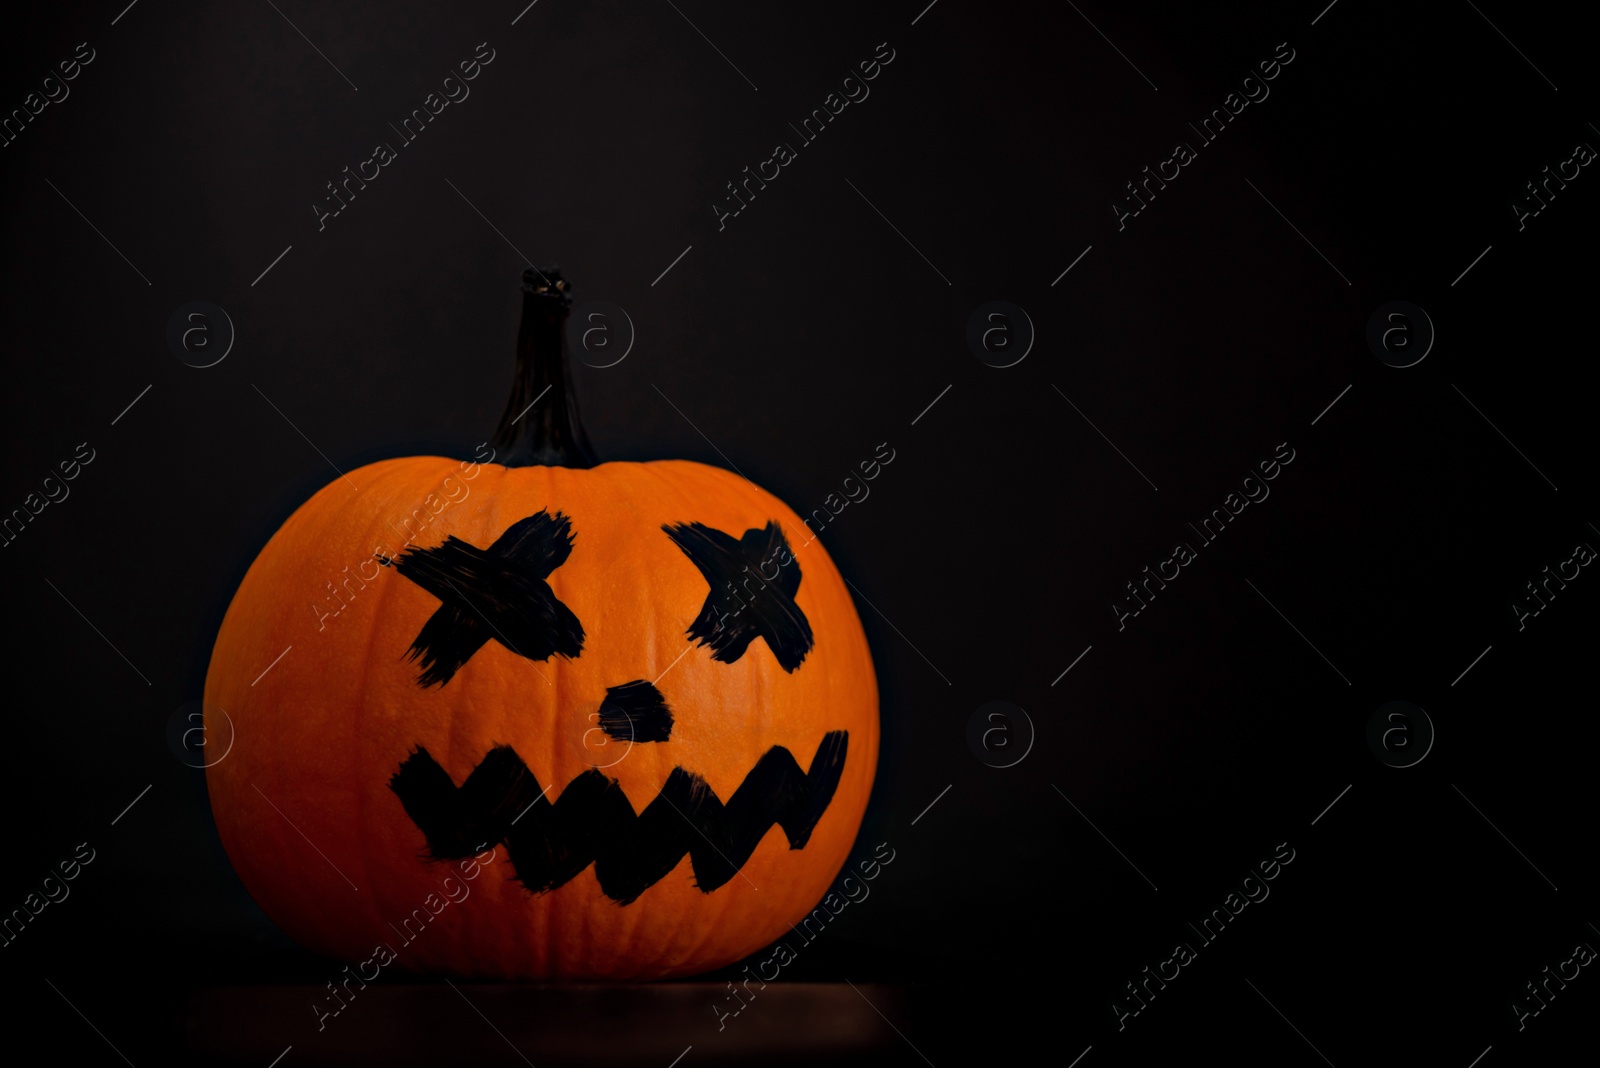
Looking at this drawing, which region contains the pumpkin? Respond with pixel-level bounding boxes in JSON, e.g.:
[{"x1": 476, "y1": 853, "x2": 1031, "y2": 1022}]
[{"x1": 203, "y1": 269, "x2": 879, "y2": 980}]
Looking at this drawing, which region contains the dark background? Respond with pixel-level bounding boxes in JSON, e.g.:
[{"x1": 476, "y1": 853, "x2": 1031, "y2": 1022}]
[{"x1": 1, "y1": 1, "x2": 1595, "y2": 1064}]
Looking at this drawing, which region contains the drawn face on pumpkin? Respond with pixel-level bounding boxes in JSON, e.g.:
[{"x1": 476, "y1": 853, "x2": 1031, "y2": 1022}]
[
  {"x1": 382, "y1": 507, "x2": 849, "y2": 905},
  {"x1": 204, "y1": 456, "x2": 878, "y2": 980}
]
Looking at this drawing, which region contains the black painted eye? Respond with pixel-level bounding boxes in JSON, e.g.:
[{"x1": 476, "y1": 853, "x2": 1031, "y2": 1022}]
[
  {"x1": 662, "y1": 521, "x2": 814, "y2": 672},
  {"x1": 381, "y1": 510, "x2": 585, "y2": 687},
  {"x1": 595, "y1": 680, "x2": 674, "y2": 742}
]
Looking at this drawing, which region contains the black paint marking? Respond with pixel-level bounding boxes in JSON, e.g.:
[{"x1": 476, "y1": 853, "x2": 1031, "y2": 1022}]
[
  {"x1": 663, "y1": 521, "x2": 814, "y2": 672},
  {"x1": 381, "y1": 510, "x2": 584, "y2": 687},
  {"x1": 390, "y1": 731, "x2": 848, "y2": 904},
  {"x1": 597, "y1": 680, "x2": 674, "y2": 742}
]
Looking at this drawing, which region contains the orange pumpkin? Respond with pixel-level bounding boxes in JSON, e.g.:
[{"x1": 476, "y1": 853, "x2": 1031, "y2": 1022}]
[{"x1": 203, "y1": 269, "x2": 878, "y2": 980}]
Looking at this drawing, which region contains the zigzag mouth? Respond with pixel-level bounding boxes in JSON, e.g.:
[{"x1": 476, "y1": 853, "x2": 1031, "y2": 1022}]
[{"x1": 390, "y1": 732, "x2": 849, "y2": 905}]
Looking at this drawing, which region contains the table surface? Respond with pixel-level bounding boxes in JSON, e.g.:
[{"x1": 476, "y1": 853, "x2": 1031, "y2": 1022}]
[{"x1": 187, "y1": 982, "x2": 917, "y2": 1066}]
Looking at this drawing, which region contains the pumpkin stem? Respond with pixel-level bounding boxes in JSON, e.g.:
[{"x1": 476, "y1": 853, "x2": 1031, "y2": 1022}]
[{"x1": 492, "y1": 266, "x2": 597, "y2": 468}]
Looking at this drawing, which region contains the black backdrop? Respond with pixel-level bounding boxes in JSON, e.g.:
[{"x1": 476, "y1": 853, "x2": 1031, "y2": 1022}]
[{"x1": 2, "y1": 1, "x2": 1596, "y2": 1064}]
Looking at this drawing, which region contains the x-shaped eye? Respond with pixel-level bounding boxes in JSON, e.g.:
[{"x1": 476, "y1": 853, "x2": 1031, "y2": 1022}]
[
  {"x1": 663, "y1": 521, "x2": 813, "y2": 672},
  {"x1": 381, "y1": 510, "x2": 584, "y2": 687}
]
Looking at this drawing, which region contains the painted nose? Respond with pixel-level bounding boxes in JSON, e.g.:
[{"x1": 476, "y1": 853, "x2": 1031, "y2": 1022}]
[{"x1": 595, "y1": 679, "x2": 674, "y2": 742}]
